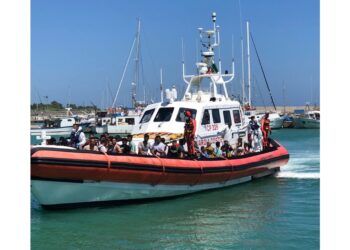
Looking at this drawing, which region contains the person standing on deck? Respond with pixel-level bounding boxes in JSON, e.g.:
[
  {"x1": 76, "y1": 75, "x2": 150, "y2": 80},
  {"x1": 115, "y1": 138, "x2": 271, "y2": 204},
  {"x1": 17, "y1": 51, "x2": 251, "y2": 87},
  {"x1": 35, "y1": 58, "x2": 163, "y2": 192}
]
[
  {"x1": 70, "y1": 123, "x2": 86, "y2": 150},
  {"x1": 248, "y1": 116, "x2": 263, "y2": 152},
  {"x1": 260, "y1": 113, "x2": 271, "y2": 150},
  {"x1": 184, "y1": 111, "x2": 196, "y2": 157}
]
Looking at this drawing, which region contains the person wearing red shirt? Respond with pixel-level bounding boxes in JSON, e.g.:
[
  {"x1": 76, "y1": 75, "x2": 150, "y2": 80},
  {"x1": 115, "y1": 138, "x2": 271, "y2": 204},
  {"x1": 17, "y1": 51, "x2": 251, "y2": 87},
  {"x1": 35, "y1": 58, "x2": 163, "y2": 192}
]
[
  {"x1": 260, "y1": 113, "x2": 271, "y2": 150},
  {"x1": 184, "y1": 111, "x2": 196, "y2": 157}
]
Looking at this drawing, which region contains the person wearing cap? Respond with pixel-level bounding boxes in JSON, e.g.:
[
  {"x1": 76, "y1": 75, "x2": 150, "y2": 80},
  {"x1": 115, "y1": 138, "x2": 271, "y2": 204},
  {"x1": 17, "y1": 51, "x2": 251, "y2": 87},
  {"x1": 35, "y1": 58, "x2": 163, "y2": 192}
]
[
  {"x1": 248, "y1": 115, "x2": 262, "y2": 152},
  {"x1": 260, "y1": 113, "x2": 271, "y2": 150},
  {"x1": 205, "y1": 142, "x2": 215, "y2": 158},
  {"x1": 183, "y1": 111, "x2": 196, "y2": 157}
]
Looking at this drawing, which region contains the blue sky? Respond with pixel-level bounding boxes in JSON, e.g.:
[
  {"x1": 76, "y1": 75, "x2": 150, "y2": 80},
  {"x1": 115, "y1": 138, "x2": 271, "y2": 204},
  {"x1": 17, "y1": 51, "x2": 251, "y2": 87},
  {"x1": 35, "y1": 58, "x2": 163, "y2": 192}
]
[{"x1": 31, "y1": 0, "x2": 319, "y2": 108}]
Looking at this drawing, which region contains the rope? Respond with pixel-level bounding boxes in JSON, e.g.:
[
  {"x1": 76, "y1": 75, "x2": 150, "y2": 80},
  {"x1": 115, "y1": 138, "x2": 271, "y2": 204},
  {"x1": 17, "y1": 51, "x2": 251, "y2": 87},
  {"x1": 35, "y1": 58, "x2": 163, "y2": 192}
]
[
  {"x1": 112, "y1": 37, "x2": 137, "y2": 108},
  {"x1": 152, "y1": 155, "x2": 166, "y2": 186},
  {"x1": 103, "y1": 152, "x2": 111, "y2": 170},
  {"x1": 250, "y1": 32, "x2": 277, "y2": 111}
]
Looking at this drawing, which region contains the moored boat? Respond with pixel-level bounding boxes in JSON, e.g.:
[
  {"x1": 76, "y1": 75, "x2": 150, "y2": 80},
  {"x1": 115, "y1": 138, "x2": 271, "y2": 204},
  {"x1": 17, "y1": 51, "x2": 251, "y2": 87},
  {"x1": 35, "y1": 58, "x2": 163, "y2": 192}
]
[
  {"x1": 30, "y1": 117, "x2": 76, "y2": 136},
  {"x1": 294, "y1": 110, "x2": 320, "y2": 129}
]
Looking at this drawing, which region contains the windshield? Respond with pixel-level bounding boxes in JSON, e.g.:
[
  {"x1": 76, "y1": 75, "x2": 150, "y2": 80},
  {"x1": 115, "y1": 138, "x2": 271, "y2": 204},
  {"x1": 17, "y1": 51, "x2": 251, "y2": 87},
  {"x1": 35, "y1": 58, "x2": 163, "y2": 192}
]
[
  {"x1": 154, "y1": 108, "x2": 174, "y2": 122},
  {"x1": 176, "y1": 108, "x2": 197, "y2": 122},
  {"x1": 140, "y1": 109, "x2": 155, "y2": 123}
]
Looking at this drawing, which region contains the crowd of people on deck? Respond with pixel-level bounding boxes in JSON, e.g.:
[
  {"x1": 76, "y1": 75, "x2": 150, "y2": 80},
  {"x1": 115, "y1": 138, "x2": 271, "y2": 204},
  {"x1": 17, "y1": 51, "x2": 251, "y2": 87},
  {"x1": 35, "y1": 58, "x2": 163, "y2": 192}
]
[{"x1": 45, "y1": 112, "x2": 272, "y2": 159}]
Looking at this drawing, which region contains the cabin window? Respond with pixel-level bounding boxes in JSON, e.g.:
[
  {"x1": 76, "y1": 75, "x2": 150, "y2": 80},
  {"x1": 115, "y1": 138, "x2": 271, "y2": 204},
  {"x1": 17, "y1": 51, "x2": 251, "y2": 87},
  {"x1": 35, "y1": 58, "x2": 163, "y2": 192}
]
[
  {"x1": 125, "y1": 118, "x2": 135, "y2": 125},
  {"x1": 140, "y1": 109, "x2": 155, "y2": 123},
  {"x1": 176, "y1": 108, "x2": 197, "y2": 122},
  {"x1": 67, "y1": 119, "x2": 72, "y2": 122},
  {"x1": 315, "y1": 113, "x2": 320, "y2": 120},
  {"x1": 201, "y1": 109, "x2": 210, "y2": 125},
  {"x1": 233, "y1": 110, "x2": 241, "y2": 124},
  {"x1": 212, "y1": 109, "x2": 221, "y2": 123},
  {"x1": 223, "y1": 110, "x2": 232, "y2": 125},
  {"x1": 154, "y1": 108, "x2": 174, "y2": 122}
]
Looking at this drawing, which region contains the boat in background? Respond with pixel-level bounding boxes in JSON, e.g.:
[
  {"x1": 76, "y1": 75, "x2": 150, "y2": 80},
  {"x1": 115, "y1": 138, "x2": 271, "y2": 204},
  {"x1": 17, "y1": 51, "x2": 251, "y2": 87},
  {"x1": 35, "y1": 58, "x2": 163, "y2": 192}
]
[
  {"x1": 30, "y1": 117, "x2": 76, "y2": 136},
  {"x1": 295, "y1": 110, "x2": 320, "y2": 129},
  {"x1": 107, "y1": 115, "x2": 140, "y2": 134},
  {"x1": 282, "y1": 115, "x2": 295, "y2": 128}
]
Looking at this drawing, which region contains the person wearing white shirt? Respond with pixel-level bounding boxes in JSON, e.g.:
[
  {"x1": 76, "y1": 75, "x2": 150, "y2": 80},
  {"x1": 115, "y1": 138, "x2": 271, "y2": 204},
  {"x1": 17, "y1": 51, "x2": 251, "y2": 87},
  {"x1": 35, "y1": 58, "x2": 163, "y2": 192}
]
[{"x1": 151, "y1": 135, "x2": 166, "y2": 156}]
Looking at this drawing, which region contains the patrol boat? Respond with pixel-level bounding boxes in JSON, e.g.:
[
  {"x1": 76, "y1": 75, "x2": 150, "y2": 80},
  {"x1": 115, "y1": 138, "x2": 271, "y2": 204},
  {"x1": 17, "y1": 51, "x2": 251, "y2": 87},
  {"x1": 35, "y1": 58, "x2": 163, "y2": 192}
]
[{"x1": 31, "y1": 13, "x2": 289, "y2": 209}]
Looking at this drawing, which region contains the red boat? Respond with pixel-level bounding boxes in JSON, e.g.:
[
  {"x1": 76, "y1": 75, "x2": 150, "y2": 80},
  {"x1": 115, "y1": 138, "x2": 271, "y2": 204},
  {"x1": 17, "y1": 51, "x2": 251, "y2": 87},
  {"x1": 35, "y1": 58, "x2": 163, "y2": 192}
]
[{"x1": 31, "y1": 139, "x2": 289, "y2": 209}]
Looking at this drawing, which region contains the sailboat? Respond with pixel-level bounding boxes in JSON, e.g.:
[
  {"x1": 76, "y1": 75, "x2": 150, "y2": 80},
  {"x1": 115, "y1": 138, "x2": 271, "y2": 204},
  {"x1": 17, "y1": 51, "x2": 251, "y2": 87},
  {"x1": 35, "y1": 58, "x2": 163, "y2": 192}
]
[{"x1": 242, "y1": 21, "x2": 283, "y2": 129}]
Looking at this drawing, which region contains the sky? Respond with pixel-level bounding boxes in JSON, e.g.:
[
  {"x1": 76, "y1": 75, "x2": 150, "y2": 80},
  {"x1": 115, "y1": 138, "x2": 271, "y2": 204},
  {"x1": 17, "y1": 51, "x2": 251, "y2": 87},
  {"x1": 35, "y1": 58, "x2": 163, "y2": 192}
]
[{"x1": 31, "y1": 0, "x2": 320, "y2": 108}]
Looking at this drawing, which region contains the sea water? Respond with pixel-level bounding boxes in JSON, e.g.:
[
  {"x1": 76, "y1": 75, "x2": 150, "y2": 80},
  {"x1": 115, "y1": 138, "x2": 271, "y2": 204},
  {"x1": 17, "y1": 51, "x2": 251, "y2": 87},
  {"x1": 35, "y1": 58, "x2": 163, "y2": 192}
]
[{"x1": 31, "y1": 129, "x2": 320, "y2": 249}]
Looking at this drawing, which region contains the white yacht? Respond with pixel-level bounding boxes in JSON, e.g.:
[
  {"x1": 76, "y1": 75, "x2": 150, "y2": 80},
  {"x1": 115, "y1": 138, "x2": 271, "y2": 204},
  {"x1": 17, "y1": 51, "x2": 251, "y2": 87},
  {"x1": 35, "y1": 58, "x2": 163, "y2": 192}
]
[{"x1": 295, "y1": 110, "x2": 320, "y2": 129}]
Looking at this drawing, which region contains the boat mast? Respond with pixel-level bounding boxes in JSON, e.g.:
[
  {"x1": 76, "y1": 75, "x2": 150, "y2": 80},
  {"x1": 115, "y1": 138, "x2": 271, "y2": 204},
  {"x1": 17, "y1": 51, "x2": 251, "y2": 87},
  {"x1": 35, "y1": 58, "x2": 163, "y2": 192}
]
[
  {"x1": 282, "y1": 81, "x2": 286, "y2": 114},
  {"x1": 238, "y1": 0, "x2": 245, "y2": 104},
  {"x1": 246, "y1": 21, "x2": 251, "y2": 107},
  {"x1": 160, "y1": 68, "x2": 164, "y2": 103},
  {"x1": 132, "y1": 19, "x2": 141, "y2": 109},
  {"x1": 112, "y1": 24, "x2": 137, "y2": 108}
]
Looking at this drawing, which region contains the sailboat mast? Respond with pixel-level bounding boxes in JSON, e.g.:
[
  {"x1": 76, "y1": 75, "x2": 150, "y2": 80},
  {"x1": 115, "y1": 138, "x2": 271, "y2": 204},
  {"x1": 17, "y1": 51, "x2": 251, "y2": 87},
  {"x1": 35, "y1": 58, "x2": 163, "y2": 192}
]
[
  {"x1": 132, "y1": 19, "x2": 141, "y2": 109},
  {"x1": 246, "y1": 21, "x2": 251, "y2": 107},
  {"x1": 283, "y1": 81, "x2": 286, "y2": 114},
  {"x1": 160, "y1": 68, "x2": 164, "y2": 103},
  {"x1": 238, "y1": 0, "x2": 245, "y2": 104}
]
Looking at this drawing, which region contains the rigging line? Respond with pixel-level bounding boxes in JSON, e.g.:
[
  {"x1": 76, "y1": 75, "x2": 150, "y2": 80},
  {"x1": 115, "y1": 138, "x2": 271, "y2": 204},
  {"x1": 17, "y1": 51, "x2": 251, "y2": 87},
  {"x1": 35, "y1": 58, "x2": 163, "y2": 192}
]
[
  {"x1": 254, "y1": 75, "x2": 267, "y2": 112},
  {"x1": 249, "y1": 32, "x2": 277, "y2": 111},
  {"x1": 112, "y1": 37, "x2": 137, "y2": 108}
]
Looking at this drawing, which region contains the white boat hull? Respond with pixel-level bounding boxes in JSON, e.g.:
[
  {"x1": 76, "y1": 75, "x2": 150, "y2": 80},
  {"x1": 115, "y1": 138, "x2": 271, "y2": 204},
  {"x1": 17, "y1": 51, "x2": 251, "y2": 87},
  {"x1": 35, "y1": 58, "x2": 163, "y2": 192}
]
[
  {"x1": 270, "y1": 117, "x2": 284, "y2": 129},
  {"x1": 295, "y1": 118, "x2": 320, "y2": 128},
  {"x1": 30, "y1": 127, "x2": 72, "y2": 136},
  {"x1": 31, "y1": 169, "x2": 278, "y2": 208},
  {"x1": 94, "y1": 126, "x2": 107, "y2": 134},
  {"x1": 107, "y1": 124, "x2": 134, "y2": 134}
]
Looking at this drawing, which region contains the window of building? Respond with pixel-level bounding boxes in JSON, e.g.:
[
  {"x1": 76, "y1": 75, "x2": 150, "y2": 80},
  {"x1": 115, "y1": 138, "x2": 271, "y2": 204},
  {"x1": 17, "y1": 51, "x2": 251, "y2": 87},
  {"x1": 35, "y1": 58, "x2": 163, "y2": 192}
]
[
  {"x1": 223, "y1": 110, "x2": 232, "y2": 125},
  {"x1": 154, "y1": 108, "x2": 174, "y2": 122},
  {"x1": 140, "y1": 109, "x2": 155, "y2": 123},
  {"x1": 233, "y1": 110, "x2": 241, "y2": 124},
  {"x1": 201, "y1": 109, "x2": 210, "y2": 125},
  {"x1": 212, "y1": 109, "x2": 221, "y2": 123},
  {"x1": 176, "y1": 108, "x2": 197, "y2": 122}
]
